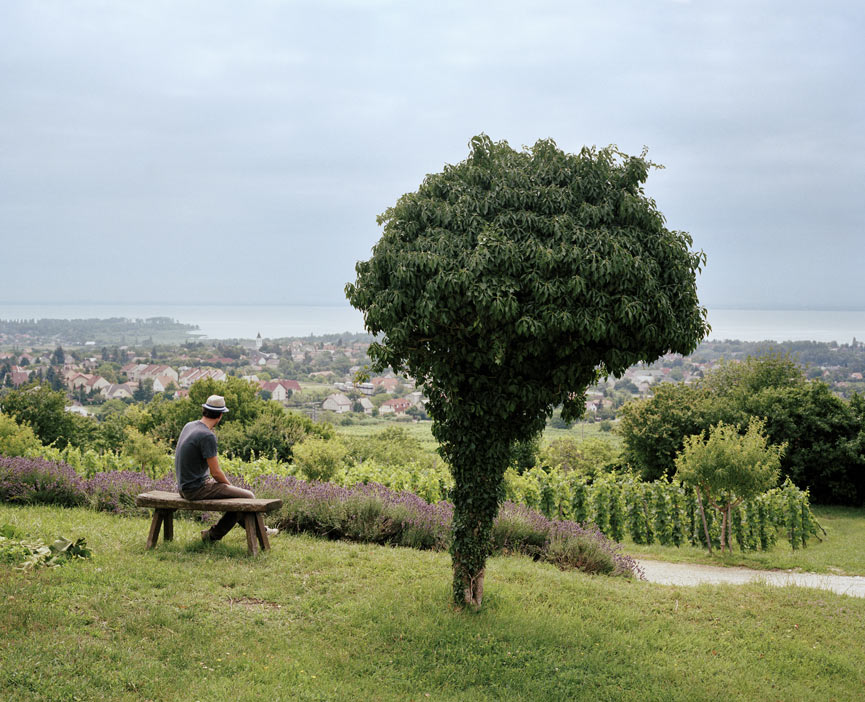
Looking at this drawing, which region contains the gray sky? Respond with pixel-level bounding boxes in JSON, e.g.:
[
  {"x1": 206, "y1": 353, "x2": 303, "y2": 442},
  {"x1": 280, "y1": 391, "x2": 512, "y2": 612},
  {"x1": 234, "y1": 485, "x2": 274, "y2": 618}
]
[{"x1": 1, "y1": 0, "x2": 863, "y2": 310}]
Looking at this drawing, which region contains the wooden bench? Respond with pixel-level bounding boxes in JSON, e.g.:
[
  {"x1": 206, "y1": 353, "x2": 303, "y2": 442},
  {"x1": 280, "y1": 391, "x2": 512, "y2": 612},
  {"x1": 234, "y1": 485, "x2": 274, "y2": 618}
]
[{"x1": 135, "y1": 490, "x2": 283, "y2": 555}]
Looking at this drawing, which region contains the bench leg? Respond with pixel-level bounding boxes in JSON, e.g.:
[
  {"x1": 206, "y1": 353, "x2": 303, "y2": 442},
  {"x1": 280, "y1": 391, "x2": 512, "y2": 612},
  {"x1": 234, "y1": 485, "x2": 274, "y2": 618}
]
[
  {"x1": 146, "y1": 510, "x2": 164, "y2": 549},
  {"x1": 255, "y1": 513, "x2": 270, "y2": 551},
  {"x1": 162, "y1": 510, "x2": 174, "y2": 542},
  {"x1": 244, "y1": 514, "x2": 259, "y2": 556}
]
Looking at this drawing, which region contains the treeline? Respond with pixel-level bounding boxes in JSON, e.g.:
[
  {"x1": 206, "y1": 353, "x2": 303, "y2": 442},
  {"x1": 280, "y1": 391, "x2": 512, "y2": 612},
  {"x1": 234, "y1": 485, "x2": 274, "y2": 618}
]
[
  {"x1": 618, "y1": 354, "x2": 865, "y2": 505},
  {"x1": 690, "y1": 339, "x2": 865, "y2": 372},
  {"x1": 0, "y1": 377, "x2": 332, "y2": 473},
  {"x1": 0, "y1": 317, "x2": 198, "y2": 346}
]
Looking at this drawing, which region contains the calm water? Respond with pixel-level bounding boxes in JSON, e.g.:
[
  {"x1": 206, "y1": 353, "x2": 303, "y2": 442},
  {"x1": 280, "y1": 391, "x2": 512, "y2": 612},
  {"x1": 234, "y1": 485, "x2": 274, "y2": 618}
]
[
  {"x1": 705, "y1": 309, "x2": 864, "y2": 344},
  {"x1": 0, "y1": 303, "x2": 366, "y2": 339},
  {"x1": 1, "y1": 303, "x2": 863, "y2": 343}
]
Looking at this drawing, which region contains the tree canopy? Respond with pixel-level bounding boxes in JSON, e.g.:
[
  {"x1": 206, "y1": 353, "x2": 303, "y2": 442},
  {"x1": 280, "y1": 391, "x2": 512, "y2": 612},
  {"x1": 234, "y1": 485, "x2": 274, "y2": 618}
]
[{"x1": 347, "y1": 135, "x2": 708, "y2": 608}]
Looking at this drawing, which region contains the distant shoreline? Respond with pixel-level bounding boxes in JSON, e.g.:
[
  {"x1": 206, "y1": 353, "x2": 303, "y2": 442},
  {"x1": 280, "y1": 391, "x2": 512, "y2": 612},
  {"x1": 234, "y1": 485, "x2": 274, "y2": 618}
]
[{"x1": 1, "y1": 304, "x2": 863, "y2": 344}]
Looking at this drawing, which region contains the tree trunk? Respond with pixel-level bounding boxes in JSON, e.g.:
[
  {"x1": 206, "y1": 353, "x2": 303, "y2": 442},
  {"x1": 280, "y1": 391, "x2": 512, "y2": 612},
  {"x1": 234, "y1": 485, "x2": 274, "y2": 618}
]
[
  {"x1": 726, "y1": 502, "x2": 733, "y2": 552},
  {"x1": 448, "y1": 443, "x2": 508, "y2": 610},
  {"x1": 696, "y1": 488, "x2": 713, "y2": 554},
  {"x1": 454, "y1": 566, "x2": 485, "y2": 609},
  {"x1": 438, "y1": 415, "x2": 514, "y2": 610},
  {"x1": 719, "y1": 507, "x2": 727, "y2": 554},
  {"x1": 451, "y1": 505, "x2": 495, "y2": 610}
]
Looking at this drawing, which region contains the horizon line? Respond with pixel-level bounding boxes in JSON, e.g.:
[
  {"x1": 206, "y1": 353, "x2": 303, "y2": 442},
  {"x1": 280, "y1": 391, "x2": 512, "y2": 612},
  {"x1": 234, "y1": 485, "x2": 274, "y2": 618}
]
[{"x1": 1, "y1": 302, "x2": 864, "y2": 313}]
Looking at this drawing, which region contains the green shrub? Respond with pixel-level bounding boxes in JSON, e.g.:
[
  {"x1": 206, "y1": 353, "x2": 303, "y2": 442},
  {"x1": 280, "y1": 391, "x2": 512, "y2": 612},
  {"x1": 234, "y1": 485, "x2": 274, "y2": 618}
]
[
  {"x1": 541, "y1": 534, "x2": 615, "y2": 575},
  {"x1": 292, "y1": 437, "x2": 349, "y2": 482},
  {"x1": 0, "y1": 413, "x2": 42, "y2": 457},
  {"x1": 490, "y1": 513, "x2": 547, "y2": 555}
]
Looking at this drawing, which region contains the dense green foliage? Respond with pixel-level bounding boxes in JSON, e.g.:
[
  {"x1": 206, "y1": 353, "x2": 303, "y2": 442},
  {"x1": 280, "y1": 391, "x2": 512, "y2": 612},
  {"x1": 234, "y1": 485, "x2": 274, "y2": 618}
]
[
  {"x1": 0, "y1": 376, "x2": 331, "y2": 474},
  {"x1": 540, "y1": 436, "x2": 621, "y2": 478},
  {"x1": 619, "y1": 355, "x2": 865, "y2": 504},
  {"x1": 675, "y1": 420, "x2": 783, "y2": 552},
  {"x1": 0, "y1": 384, "x2": 100, "y2": 449},
  {"x1": 347, "y1": 135, "x2": 708, "y2": 607},
  {"x1": 504, "y1": 467, "x2": 818, "y2": 552},
  {"x1": 0, "y1": 413, "x2": 42, "y2": 456}
]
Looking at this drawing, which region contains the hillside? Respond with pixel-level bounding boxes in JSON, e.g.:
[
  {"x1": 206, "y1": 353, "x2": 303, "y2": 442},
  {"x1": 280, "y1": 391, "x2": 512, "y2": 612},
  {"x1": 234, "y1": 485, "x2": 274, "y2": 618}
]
[{"x1": 2, "y1": 504, "x2": 864, "y2": 701}]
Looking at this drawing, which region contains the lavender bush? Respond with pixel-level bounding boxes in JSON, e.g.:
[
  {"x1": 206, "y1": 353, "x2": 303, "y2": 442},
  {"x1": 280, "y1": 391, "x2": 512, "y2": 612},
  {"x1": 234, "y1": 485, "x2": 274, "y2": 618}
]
[
  {"x1": 0, "y1": 455, "x2": 87, "y2": 507},
  {"x1": 86, "y1": 471, "x2": 175, "y2": 515},
  {"x1": 253, "y1": 475, "x2": 452, "y2": 551},
  {"x1": 252, "y1": 475, "x2": 641, "y2": 578},
  {"x1": 0, "y1": 455, "x2": 641, "y2": 578}
]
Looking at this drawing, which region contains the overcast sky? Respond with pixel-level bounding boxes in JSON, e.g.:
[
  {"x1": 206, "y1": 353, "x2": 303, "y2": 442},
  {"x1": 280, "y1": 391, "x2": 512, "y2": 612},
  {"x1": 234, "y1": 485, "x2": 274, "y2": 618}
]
[{"x1": 1, "y1": 0, "x2": 863, "y2": 311}]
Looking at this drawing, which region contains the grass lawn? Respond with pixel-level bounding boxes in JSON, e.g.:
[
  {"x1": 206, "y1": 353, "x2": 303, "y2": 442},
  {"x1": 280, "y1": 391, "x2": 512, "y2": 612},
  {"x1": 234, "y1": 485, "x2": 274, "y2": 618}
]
[
  {"x1": 3, "y1": 504, "x2": 865, "y2": 701},
  {"x1": 334, "y1": 419, "x2": 620, "y2": 453},
  {"x1": 621, "y1": 506, "x2": 865, "y2": 576},
  {"x1": 335, "y1": 419, "x2": 440, "y2": 451}
]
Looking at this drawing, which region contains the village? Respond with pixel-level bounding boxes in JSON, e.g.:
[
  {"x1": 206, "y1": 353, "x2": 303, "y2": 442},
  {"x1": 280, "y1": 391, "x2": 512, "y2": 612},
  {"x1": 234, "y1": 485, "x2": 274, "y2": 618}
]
[
  {"x1": 0, "y1": 333, "x2": 432, "y2": 421},
  {"x1": 2, "y1": 330, "x2": 864, "y2": 423}
]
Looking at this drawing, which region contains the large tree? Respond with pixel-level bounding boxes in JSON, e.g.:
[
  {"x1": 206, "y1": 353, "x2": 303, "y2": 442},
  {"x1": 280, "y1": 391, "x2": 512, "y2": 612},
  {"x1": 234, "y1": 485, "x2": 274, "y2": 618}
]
[{"x1": 346, "y1": 136, "x2": 708, "y2": 608}]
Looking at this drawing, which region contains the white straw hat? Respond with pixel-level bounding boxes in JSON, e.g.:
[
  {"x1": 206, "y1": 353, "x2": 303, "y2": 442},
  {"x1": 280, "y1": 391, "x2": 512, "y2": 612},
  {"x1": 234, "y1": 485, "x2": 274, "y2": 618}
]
[{"x1": 202, "y1": 395, "x2": 229, "y2": 413}]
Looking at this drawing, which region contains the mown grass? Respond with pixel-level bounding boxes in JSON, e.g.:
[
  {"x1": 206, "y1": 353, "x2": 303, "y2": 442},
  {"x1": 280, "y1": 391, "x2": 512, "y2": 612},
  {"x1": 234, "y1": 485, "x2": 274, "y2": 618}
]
[
  {"x1": 622, "y1": 506, "x2": 865, "y2": 576},
  {"x1": 2, "y1": 504, "x2": 865, "y2": 701},
  {"x1": 335, "y1": 419, "x2": 441, "y2": 452},
  {"x1": 334, "y1": 419, "x2": 620, "y2": 453}
]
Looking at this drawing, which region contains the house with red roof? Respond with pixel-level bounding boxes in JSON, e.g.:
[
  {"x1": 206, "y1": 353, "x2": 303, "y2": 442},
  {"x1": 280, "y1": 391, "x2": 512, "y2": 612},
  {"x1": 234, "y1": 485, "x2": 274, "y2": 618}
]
[{"x1": 379, "y1": 397, "x2": 413, "y2": 416}]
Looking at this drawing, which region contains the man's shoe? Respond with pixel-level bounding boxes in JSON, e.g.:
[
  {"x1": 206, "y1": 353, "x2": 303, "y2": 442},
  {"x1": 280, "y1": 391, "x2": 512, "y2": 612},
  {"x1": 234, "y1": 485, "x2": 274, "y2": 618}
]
[{"x1": 265, "y1": 527, "x2": 278, "y2": 537}]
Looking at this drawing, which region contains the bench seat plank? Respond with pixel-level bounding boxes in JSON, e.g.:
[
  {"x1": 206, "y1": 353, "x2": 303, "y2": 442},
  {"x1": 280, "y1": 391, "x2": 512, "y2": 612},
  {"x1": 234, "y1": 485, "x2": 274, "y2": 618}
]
[{"x1": 135, "y1": 490, "x2": 282, "y2": 513}]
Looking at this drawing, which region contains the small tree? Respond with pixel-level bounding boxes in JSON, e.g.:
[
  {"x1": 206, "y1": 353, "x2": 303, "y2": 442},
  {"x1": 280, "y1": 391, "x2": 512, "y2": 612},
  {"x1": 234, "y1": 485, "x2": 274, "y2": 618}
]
[
  {"x1": 133, "y1": 378, "x2": 154, "y2": 403},
  {"x1": 292, "y1": 436, "x2": 348, "y2": 482},
  {"x1": 675, "y1": 419, "x2": 783, "y2": 553},
  {"x1": 347, "y1": 135, "x2": 708, "y2": 608},
  {"x1": 1, "y1": 384, "x2": 73, "y2": 448},
  {"x1": 123, "y1": 427, "x2": 171, "y2": 478}
]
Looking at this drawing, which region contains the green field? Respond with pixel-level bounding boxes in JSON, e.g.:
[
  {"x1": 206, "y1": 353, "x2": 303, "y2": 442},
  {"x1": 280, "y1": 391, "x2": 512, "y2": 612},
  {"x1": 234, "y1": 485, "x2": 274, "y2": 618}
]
[
  {"x1": 334, "y1": 419, "x2": 620, "y2": 452},
  {"x1": 2, "y1": 504, "x2": 865, "y2": 701}
]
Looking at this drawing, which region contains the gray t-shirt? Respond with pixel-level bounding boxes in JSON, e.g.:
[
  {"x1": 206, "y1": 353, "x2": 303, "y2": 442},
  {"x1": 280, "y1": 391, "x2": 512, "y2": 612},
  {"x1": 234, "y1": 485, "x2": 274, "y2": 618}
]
[{"x1": 175, "y1": 420, "x2": 218, "y2": 493}]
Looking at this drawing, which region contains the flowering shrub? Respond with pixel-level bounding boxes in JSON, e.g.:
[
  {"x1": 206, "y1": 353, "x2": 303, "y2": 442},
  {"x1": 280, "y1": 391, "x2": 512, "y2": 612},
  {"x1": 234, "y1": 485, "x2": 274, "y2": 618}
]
[
  {"x1": 253, "y1": 475, "x2": 452, "y2": 551},
  {"x1": 86, "y1": 471, "x2": 175, "y2": 515},
  {"x1": 0, "y1": 454, "x2": 640, "y2": 578},
  {"x1": 0, "y1": 456, "x2": 87, "y2": 507},
  {"x1": 252, "y1": 475, "x2": 640, "y2": 577}
]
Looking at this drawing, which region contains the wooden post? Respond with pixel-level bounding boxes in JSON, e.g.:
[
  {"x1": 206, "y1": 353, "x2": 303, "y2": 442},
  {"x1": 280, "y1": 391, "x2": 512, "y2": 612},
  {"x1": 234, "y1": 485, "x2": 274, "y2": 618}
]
[
  {"x1": 243, "y1": 514, "x2": 259, "y2": 556},
  {"x1": 255, "y1": 513, "x2": 270, "y2": 551},
  {"x1": 146, "y1": 510, "x2": 164, "y2": 549},
  {"x1": 162, "y1": 510, "x2": 174, "y2": 542}
]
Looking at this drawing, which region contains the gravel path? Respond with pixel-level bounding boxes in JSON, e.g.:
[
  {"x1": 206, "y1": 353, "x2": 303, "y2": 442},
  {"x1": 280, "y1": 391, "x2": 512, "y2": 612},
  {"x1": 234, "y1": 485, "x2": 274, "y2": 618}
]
[{"x1": 636, "y1": 559, "x2": 865, "y2": 598}]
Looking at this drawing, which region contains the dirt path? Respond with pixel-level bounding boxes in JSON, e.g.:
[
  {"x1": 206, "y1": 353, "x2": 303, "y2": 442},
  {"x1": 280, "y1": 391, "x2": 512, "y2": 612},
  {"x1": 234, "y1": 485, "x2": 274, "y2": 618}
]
[{"x1": 636, "y1": 559, "x2": 865, "y2": 598}]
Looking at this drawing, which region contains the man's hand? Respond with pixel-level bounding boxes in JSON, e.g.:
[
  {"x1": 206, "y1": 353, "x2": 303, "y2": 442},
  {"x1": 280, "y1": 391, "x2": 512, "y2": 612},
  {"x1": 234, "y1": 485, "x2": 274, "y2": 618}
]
[{"x1": 206, "y1": 456, "x2": 231, "y2": 485}]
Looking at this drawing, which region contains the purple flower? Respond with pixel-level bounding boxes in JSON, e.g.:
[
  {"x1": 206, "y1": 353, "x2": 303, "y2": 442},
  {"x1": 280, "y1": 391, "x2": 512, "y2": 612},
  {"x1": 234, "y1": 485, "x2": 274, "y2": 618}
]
[{"x1": 0, "y1": 455, "x2": 641, "y2": 579}]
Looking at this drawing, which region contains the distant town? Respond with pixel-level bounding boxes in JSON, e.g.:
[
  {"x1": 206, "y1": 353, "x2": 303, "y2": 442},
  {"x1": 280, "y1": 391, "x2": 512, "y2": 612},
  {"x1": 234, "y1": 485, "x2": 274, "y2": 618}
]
[{"x1": 2, "y1": 317, "x2": 864, "y2": 425}]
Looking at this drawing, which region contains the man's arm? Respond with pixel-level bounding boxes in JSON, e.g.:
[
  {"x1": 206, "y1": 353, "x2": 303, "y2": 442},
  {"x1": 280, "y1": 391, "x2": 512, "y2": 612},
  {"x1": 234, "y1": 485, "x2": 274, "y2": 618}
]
[{"x1": 206, "y1": 455, "x2": 231, "y2": 485}]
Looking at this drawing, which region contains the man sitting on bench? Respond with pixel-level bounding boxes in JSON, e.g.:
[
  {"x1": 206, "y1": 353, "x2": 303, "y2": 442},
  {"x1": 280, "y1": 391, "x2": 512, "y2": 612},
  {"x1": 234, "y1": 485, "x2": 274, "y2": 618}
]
[{"x1": 175, "y1": 394, "x2": 274, "y2": 542}]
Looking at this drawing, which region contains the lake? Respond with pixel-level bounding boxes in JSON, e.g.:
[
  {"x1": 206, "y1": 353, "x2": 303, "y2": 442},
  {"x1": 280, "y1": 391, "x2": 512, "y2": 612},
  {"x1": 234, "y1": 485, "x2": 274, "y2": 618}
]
[{"x1": 1, "y1": 303, "x2": 863, "y2": 343}]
